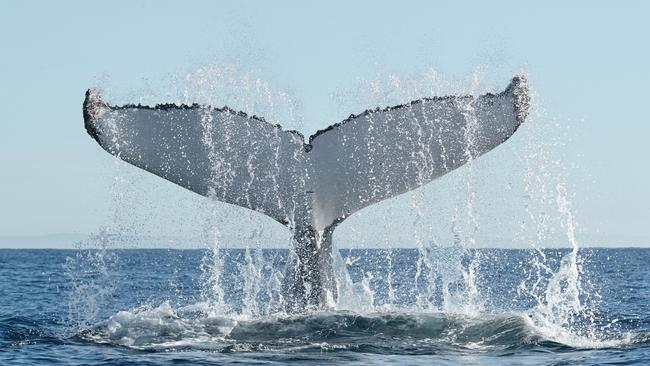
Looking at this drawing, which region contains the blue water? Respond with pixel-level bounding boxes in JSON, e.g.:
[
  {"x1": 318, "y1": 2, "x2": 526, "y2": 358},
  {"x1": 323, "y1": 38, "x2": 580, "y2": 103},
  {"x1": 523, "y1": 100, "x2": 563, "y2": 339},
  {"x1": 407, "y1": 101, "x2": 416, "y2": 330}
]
[{"x1": 1, "y1": 248, "x2": 649, "y2": 365}]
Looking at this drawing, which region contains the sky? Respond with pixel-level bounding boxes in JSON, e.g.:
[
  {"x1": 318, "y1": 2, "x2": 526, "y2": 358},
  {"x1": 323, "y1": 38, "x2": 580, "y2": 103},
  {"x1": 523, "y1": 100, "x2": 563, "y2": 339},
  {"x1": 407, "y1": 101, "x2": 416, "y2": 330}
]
[{"x1": 0, "y1": 0, "x2": 648, "y2": 248}]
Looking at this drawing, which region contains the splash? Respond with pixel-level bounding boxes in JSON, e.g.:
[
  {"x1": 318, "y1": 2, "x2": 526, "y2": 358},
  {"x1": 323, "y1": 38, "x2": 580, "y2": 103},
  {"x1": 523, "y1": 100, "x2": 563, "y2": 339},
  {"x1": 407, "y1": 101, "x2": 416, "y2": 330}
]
[
  {"x1": 65, "y1": 107, "x2": 133, "y2": 330},
  {"x1": 64, "y1": 229, "x2": 118, "y2": 331},
  {"x1": 69, "y1": 66, "x2": 623, "y2": 352},
  {"x1": 524, "y1": 183, "x2": 606, "y2": 348},
  {"x1": 512, "y1": 98, "x2": 619, "y2": 348}
]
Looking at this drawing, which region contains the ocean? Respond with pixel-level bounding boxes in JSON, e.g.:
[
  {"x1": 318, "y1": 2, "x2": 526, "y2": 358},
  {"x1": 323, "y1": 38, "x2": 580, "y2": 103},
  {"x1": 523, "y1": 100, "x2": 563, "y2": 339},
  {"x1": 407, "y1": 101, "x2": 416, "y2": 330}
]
[{"x1": 1, "y1": 247, "x2": 649, "y2": 365}]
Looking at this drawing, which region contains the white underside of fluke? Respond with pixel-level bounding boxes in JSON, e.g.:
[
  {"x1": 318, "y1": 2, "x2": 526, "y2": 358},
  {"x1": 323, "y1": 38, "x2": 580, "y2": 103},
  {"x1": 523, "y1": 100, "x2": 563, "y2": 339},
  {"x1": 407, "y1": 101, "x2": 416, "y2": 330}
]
[{"x1": 84, "y1": 76, "x2": 529, "y2": 233}]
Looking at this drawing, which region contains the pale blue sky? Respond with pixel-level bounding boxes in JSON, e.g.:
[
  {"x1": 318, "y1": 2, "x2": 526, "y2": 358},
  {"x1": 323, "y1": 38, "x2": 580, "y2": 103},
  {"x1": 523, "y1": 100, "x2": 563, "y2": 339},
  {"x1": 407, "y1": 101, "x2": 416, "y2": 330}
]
[{"x1": 0, "y1": 1, "x2": 648, "y2": 247}]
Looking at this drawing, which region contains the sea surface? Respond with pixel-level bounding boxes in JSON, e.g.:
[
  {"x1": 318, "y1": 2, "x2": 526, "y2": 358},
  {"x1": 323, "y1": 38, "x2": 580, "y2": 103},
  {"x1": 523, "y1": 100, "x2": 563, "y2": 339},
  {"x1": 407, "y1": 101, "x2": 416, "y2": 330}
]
[{"x1": 1, "y1": 248, "x2": 649, "y2": 365}]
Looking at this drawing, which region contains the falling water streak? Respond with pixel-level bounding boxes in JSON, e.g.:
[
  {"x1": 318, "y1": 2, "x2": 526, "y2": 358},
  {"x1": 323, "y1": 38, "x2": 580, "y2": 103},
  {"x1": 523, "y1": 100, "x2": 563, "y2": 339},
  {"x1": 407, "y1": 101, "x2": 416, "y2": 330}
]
[
  {"x1": 409, "y1": 87, "x2": 437, "y2": 310},
  {"x1": 418, "y1": 69, "x2": 450, "y2": 310},
  {"x1": 174, "y1": 66, "x2": 308, "y2": 315},
  {"x1": 240, "y1": 220, "x2": 263, "y2": 317},
  {"x1": 333, "y1": 244, "x2": 374, "y2": 312},
  {"x1": 516, "y1": 104, "x2": 555, "y2": 310},
  {"x1": 65, "y1": 109, "x2": 127, "y2": 331},
  {"x1": 198, "y1": 102, "x2": 228, "y2": 312},
  {"x1": 412, "y1": 189, "x2": 429, "y2": 310},
  {"x1": 450, "y1": 71, "x2": 485, "y2": 315},
  {"x1": 256, "y1": 83, "x2": 286, "y2": 317},
  {"x1": 419, "y1": 104, "x2": 440, "y2": 311},
  {"x1": 525, "y1": 182, "x2": 593, "y2": 345},
  {"x1": 381, "y1": 209, "x2": 396, "y2": 308},
  {"x1": 64, "y1": 230, "x2": 118, "y2": 333},
  {"x1": 361, "y1": 78, "x2": 395, "y2": 310},
  {"x1": 508, "y1": 88, "x2": 607, "y2": 346}
]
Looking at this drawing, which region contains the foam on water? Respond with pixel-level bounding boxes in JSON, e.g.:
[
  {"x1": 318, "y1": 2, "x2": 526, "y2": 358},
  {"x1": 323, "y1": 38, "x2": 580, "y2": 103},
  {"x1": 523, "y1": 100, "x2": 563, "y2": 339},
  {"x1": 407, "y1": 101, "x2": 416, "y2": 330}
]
[{"x1": 80, "y1": 300, "x2": 647, "y2": 353}]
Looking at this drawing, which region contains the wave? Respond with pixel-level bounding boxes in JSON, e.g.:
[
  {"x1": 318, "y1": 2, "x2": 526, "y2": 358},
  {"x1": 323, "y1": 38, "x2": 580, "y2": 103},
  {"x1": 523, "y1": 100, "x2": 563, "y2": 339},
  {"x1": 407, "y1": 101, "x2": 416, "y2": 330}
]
[
  {"x1": 0, "y1": 315, "x2": 63, "y2": 347},
  {"x1": 75, "y1": 302, "x2": 650, "y2": 354}
]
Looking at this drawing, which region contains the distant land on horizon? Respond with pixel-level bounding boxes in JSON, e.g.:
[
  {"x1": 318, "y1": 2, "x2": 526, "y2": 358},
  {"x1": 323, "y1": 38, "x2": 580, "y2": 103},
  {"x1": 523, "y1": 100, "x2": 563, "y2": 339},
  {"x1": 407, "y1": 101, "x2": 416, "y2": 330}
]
[{"x1": 0, "y1": 233, "x2": 648, "y2": 249}]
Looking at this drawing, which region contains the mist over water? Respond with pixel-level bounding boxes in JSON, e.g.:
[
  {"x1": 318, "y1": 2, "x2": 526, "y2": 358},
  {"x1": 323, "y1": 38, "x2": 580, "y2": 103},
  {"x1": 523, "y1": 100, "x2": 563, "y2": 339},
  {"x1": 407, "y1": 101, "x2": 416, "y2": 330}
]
[{"x1": 4, "y1": 67, "x2": 647, "y2": 365}]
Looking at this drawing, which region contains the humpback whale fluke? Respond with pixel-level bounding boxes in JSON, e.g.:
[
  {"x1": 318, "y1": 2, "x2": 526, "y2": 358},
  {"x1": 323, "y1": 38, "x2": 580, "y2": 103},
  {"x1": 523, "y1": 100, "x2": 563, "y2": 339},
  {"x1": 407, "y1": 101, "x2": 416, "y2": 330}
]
[{"x1": 83, "y1": 76, "x2": 530, "y2": 312}]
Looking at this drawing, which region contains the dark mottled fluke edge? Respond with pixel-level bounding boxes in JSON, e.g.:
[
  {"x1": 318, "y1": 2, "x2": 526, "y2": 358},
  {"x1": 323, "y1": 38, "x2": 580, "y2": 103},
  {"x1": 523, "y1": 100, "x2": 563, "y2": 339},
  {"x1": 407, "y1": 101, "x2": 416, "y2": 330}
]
[
  {"x1": 307, "y1": 76, "x2": 529, "y2": 145},
  {"x1": 83, "y1": 89, "x2": 102, "y2": 142},
  {"x1": 82, "y1": 89, "x2": 306, "y2": 143},
  {"x1": 83, "y1": 76, "x2": 529, "y2": 149},
  {"x1": 506, "y1": 76, "x2": 530, "y2": 124}
]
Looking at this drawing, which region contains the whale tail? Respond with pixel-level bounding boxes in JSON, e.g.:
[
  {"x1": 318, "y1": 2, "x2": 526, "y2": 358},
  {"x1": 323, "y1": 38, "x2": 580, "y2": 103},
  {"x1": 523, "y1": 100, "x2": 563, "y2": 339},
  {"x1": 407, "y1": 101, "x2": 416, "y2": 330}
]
[{"x1": 84, "y1": 76, "x2": 530, "y2": 309}]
